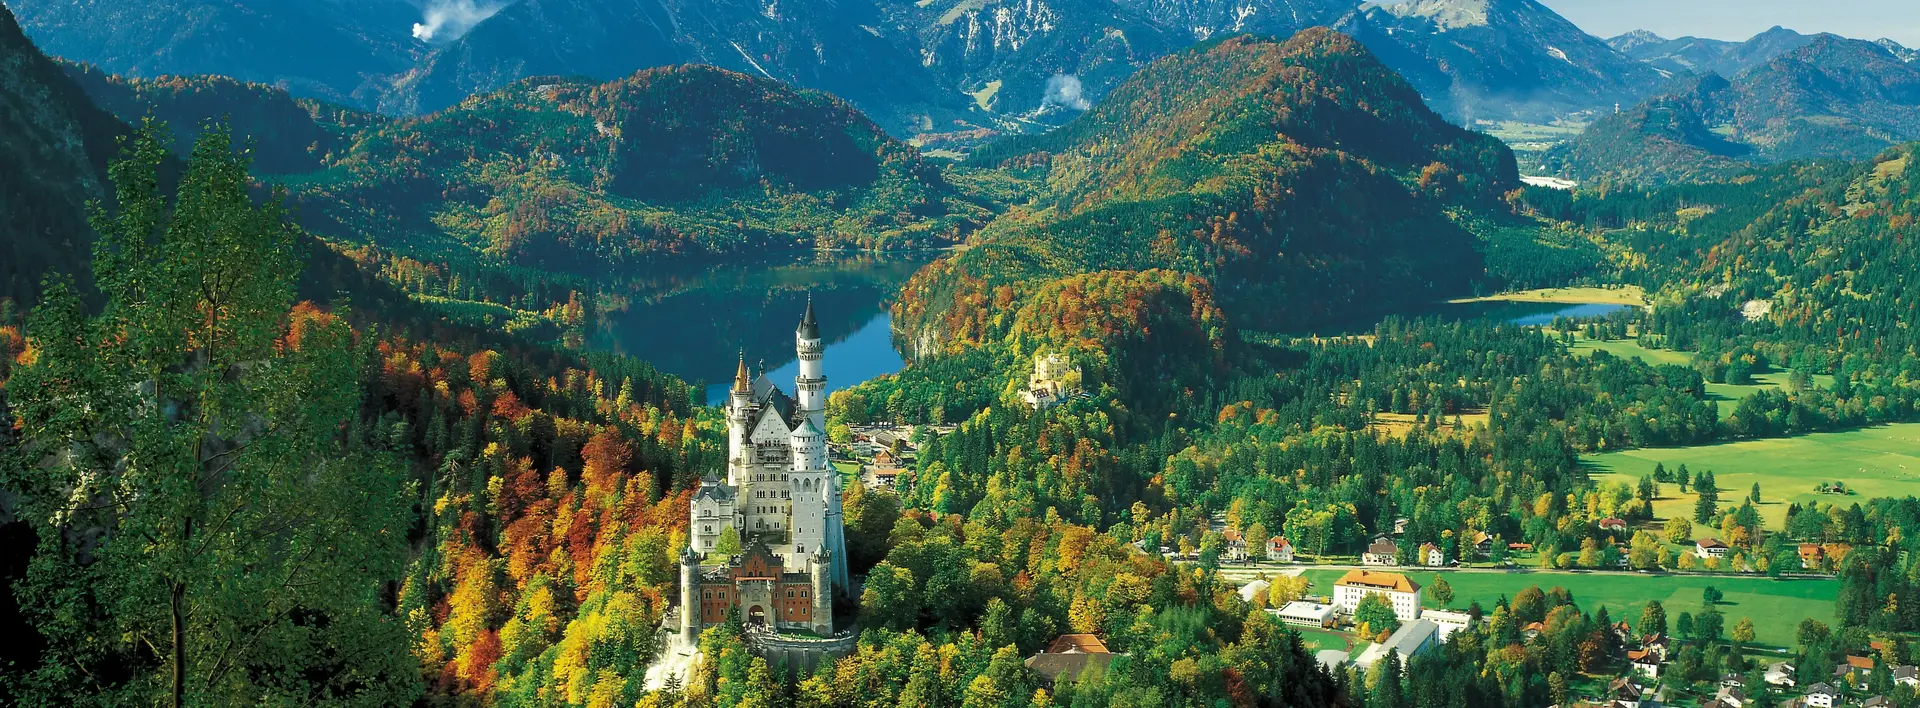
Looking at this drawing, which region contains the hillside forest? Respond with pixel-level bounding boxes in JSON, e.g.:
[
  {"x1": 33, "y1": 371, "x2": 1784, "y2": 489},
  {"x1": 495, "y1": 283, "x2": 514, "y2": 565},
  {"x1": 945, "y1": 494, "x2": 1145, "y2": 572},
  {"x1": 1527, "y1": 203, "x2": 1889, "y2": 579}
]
[{"x1": 8, "y1": 6, "x2": 1920, "y2": 708}]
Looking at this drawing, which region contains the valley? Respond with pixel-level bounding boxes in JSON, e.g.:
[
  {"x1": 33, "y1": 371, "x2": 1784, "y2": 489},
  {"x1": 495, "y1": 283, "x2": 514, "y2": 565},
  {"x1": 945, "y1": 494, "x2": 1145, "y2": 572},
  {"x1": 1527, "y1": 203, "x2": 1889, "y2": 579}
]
[{"x1": 6, "y1": 2, "x2": 1920, "y2": 708}]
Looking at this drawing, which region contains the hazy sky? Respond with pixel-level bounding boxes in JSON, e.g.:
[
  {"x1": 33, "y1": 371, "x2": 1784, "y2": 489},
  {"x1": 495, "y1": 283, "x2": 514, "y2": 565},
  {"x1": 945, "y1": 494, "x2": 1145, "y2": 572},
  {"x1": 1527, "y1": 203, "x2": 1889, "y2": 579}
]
[{"x1": 1537, "y1": 0, "x2": 1920, "y2": 46}]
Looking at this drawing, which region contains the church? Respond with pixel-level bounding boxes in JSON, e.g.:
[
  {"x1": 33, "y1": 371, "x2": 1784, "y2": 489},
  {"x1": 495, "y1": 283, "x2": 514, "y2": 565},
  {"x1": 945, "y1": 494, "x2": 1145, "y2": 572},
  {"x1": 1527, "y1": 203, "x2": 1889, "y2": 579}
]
[{"x1": 680, "y1": 299, "x2": 850, "y2": 640}]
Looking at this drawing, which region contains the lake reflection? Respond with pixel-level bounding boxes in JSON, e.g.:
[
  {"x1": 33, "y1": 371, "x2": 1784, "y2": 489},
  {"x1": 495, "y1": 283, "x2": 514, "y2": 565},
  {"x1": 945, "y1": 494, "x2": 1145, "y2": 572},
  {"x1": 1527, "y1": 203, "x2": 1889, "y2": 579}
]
[{"x1": 585, "y1": 252, "x2": 934, "y2": 401}]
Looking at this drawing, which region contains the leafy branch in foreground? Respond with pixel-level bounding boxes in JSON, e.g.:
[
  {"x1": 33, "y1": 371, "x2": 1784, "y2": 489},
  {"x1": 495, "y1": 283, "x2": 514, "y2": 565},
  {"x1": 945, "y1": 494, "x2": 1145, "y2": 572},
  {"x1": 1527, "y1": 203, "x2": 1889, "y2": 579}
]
[{"x1": 3, "y1": 121, "x2": 419, "y2": 706}]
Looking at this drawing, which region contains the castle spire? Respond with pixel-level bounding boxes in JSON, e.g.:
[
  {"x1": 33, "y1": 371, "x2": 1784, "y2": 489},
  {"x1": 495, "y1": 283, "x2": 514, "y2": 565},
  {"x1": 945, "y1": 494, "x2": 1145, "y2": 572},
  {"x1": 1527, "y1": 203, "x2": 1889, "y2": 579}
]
[
  {"x1": 732, "y1": 349, "x2": 750, "y2": 393},
  {"x1": 797, "y1": 294, "x2": 819, "y2": 339}
]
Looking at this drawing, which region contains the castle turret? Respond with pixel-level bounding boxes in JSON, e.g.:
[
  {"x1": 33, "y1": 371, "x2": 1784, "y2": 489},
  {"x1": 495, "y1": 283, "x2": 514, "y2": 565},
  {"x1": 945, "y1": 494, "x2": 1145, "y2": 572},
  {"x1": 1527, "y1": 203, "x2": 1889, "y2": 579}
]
[
  {"x1": 679, "y1": 547, "x2": 701, "y2": 644},
  {"x1": 808, "y1": 551, "x2": 833, "y2": 636},
  {"x1": 794, "y1": 297, "x2": 826, "y2": 432},
  {"x1": 787, "y1": 417, "x2": 830, "y2": 571},
  {"x1": 822, "y1": 472, "x2": 851, "y2": 594},
  {"x1": 726, "y1": 351, "x2": 753, "y2": 487}
]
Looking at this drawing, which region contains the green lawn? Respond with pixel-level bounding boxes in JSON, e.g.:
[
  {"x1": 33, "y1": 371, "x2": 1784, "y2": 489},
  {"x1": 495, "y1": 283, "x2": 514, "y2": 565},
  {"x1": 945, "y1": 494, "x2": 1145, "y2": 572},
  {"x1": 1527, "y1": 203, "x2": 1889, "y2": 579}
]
[
  {"x1": 1300, "y1": 569, "x2": 1837, "y2": 648},
  {"x1": 1292, "y1": 627, "x2": 1360, "y2": 657},
  {"x1": 1587, "y1": 423, "x2": 1920, "y2": 530}
]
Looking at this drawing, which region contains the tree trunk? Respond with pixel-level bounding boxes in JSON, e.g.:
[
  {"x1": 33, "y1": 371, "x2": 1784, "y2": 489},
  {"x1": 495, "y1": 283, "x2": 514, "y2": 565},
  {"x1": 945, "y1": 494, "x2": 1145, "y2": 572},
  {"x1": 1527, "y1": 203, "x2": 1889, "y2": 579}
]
[{"x1": 171, "y1": 579, "x2": 185, "y2": 708}]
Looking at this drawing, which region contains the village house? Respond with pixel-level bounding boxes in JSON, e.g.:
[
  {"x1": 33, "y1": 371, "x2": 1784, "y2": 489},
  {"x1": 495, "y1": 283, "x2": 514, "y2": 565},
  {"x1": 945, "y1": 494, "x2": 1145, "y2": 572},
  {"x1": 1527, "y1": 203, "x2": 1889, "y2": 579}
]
[
  {"x1": 1803, "y1": 682, "x2": 1839, "y2": 708},
  {"x1": 1599, "y1": 518, "x2": 1629, "y2": 533},
  {"x1": 1607, "y1": 677, "x2": 1645, "y2": 708},
  {"x1": 1467, "y1": 531, "x2": 1494, "y2": 557},
  {"x1": 1222, "y1": 529, "x2": 1249, "y2": 563},
  {"x1": 1418, "y1": 542, "x2": 1446, "y2": 567},
  {"x1": 1362, "y1": 537, "x2": 1399, "y2": 566},
  {"x1": 1267, "y1": 537, "x2": 1295, "y2": 563},
  {"x1": 1696, "y1": 537, "x2": 1731, "y2": 559}
]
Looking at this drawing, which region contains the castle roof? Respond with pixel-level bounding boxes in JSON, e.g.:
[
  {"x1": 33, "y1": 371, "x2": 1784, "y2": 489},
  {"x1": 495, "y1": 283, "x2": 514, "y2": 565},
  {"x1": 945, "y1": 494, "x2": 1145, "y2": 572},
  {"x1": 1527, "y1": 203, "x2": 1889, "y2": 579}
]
[
  {"x1": 797, "y1": 296, "x2": 819, "y2": 339},
  {"x1": 694, "y1": 477, "x2": 735, "y2": 502},
  {"x1": 792, "y1": 415, "x2": 824, "y2": 438}
]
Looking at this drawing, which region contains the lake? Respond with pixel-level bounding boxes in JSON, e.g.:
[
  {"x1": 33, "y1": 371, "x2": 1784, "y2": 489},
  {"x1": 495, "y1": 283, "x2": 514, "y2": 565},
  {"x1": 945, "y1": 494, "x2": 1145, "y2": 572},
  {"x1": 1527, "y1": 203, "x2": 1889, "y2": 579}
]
[
  {"x1": 588, "y1": 251, "x2": 1636, "y2": 405},
  {"x1": 583, "y1": 251, "x2": 935, "y2": 405}
]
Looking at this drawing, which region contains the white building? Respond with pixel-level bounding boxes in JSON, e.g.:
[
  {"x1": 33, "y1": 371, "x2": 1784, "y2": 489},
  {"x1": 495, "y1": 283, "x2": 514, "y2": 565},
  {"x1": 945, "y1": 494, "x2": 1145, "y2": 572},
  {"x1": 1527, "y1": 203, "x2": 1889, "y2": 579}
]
[
  {"x1": 1764, "y1": 662, "x2": 1796, "y2": 688},
  {"x1": 1804, "y1": 683, "x2": 1839, "y2": 708},
  {"x1": 1271, "y1": 601, "x2": 1337, "y2": 628},
  {"x1": 1237, "y1": 579, "x2": 1269, "y2": 604},
  {"x1": 1333, "y1": 569, "x2": 1423, "y2": 622},
  {"x1": 688, "y1": 300, "x2": 849, "y2": 591},
  {"x1": 1423, "y1": 609, "x2": 1472, "y2": 641},
  {"x1": 1267, "y1": 537, "x2": 1295, "y2": 563},
  {"x1": 1418, "y1": 542, "x2": 1446, "y2": 567},
  {"x1": 1354, "y1": 619, "x2": 1439, "y2": 669}
]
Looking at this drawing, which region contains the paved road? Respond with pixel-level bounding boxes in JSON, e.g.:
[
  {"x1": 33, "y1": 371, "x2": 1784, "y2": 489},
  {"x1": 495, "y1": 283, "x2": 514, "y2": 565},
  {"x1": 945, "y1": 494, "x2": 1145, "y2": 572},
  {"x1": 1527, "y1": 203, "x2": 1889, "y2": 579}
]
[{"x1": 1204, "y1": 562, "x2": 1833, "y2": 585}]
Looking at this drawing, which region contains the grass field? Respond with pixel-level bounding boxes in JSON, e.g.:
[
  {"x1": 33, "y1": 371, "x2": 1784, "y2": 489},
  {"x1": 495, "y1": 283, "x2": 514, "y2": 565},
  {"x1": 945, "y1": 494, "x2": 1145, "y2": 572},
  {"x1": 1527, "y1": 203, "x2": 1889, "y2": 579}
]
[
  {"x1": 1300, "y1": 569, "x2": 1837, "y2": 648},
  {"x1": 1294, "y1": 627, "x2": 1360, "y2": 657},
  {"x1": 1368, "y1": 411, "x2": 1490, "y2": 438},
  {"x1": 1587, "y1": 423, "x2": 1920, "y2": 530},
  {"x1": 1451, "y1": 285, "x2": 1647, "y2": 306},
  {"x1": 1568, "y1": 337, "x2": 1831, "y2": 415}
]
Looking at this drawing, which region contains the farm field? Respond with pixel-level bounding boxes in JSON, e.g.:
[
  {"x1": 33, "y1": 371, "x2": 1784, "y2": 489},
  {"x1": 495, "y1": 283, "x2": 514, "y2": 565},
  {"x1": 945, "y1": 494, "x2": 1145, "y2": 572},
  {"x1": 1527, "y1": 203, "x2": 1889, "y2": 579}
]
[
  {"x1": 1299, "y1": 569, "x2": 1838, "y2": 648},
  {"x1": 1586, "y1": 423, "x2": 1920, "y2": 530}
]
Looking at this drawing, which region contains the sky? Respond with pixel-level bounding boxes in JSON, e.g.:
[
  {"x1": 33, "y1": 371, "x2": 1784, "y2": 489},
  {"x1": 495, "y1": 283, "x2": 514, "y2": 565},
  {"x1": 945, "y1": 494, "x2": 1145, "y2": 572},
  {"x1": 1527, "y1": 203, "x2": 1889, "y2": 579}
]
[{"x1": 1537, "y1": 0, "x2": 1920, "y2": 47}]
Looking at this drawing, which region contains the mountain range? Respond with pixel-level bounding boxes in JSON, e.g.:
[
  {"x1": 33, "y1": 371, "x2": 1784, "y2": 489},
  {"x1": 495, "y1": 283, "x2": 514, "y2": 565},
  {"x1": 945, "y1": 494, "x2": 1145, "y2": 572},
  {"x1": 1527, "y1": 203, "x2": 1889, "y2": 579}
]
[
  {"x1": 1545, "y1": 35, "x2": 1920, "y2": 186},
  {"x1": 1337, "y1": 0, "x2": 1665, "y2": 123},
  {"x1": 2, "y1": 0, "x2": 1709, "y2": 134}
]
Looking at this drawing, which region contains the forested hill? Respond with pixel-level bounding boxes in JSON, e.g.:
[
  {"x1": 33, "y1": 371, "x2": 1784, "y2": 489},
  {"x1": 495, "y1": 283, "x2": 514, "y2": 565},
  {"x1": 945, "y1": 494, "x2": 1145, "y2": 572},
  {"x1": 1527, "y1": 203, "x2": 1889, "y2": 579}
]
[
  {"x1": 281, "y1": 64, "x2": 989, "y2": 272},
  {"x1": 905, "y1": 29, "x2": 1520, "y2": 346},
  {"x1": 1545, "y1": 36, "x2": 1920, "y2": 186},
  {"x1": 0, "y1": 3, "x2": 130, "y2": 306},
  {"x1": 58, "y1": 63, "x2": 388, "y2": 175}
]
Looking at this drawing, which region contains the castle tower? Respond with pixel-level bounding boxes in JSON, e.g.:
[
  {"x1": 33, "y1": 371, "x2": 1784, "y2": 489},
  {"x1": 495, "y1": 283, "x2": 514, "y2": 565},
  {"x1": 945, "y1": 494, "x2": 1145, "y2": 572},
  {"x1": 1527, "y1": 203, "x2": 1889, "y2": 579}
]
[
  {"x1": 726, "y1": 351, "x2": 753, "y2": 487},
  {"x1": 794, "y1": 296, "x2": 826, "y2": 433},
  {"x1": 679, "y1": 547, "x2": 701, "y2": 644},
  {"x1": 787, "y1": 417, "x2": 829, "y2": 572},
  {"x1": 822, "y1": 473, "x2": 851, "y2": 594},
  {"x1": 808, "y1": 551, "x2": 834, "y2": 636}
]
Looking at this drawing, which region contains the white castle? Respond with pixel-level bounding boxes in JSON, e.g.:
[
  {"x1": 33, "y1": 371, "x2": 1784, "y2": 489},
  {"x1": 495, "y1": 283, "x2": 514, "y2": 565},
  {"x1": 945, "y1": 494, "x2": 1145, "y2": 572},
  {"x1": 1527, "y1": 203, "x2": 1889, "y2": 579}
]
[{"x1": 686, "y1": 299, "x2": 851, "y2": 594}]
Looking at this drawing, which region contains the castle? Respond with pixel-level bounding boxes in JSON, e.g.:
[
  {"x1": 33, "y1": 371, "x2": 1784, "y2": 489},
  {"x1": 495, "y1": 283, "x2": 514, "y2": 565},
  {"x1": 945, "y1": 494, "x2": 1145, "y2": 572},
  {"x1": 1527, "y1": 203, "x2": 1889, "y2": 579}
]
[{"x1": 679, "y1": 299, "x2": 850, "y2": 641}]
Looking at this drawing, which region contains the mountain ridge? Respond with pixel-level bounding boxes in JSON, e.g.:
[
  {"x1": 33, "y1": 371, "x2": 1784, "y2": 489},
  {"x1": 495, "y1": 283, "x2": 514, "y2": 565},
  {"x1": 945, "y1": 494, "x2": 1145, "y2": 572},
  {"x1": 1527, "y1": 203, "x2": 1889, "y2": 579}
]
[
  {"x1": 1337, "y1": 0, "x2": 1664, "y2": 123},
  {"x1": 1546, "y1": 35, "x2": 1920, "y2": 185}
]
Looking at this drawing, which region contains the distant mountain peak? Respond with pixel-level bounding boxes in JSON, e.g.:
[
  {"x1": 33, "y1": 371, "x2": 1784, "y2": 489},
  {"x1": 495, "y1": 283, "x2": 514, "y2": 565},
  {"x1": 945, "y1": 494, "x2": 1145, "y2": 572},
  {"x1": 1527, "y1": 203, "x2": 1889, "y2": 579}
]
[
  {"x1": 1365, "y1": 0, "x2": 1492, "y2": 30},
  {"x1": 1876, "y1": 38, "x2": 1919, "y2": 62},
  {"x1": 1607, "y1": 29, "x2": 1669, "y2": 48}
]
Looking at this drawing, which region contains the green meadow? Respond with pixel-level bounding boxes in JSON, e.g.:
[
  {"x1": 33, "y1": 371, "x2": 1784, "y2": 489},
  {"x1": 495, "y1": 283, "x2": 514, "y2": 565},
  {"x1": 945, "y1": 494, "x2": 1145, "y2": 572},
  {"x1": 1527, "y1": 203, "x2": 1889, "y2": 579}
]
[
  {"x1": 1300, "y1": 569, "x2": 1838, "y2": 648},
  {"x1": 1586, "y1": 423, "x2": 1920, "y2": 531}
]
